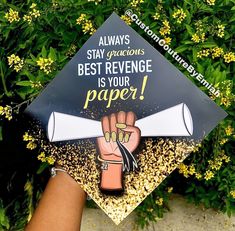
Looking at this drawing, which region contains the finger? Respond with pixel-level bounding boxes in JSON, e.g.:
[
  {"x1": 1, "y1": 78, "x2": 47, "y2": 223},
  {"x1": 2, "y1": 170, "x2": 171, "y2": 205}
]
[
  {"x1": 116, "y1": 111, "x2": 126, "y2": 142},
  {"x1": 126, "y1": 111, "x2": 136, "y2": 126},
  {"x1": 122, "y1": 126, "x2": 141, "y2": 151},
  {"x1": 101, "y1": 116, "x2": 110, "y2": 142},
  {"x1": 121, "y1": 125, "x2": 141, "y2": 142},
  {"x1": 117, "y1": 111, "x2": 126, "y2": 124},
  {"x1": 121, "y1": 126, "x2": 139, "y2": 134},
  {"x1": 124, "y1": 111, "x2": 137, "y2": 142},
  {"x1": 110, "y1": 113, "x2": 117, "y2": 142}
]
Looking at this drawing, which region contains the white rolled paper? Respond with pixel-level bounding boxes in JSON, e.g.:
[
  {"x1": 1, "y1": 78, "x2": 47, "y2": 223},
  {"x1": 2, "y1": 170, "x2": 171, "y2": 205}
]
[
  {"x1": 47, "y1": 112, "x2": 102, "y2": 142},
  {"x1": 135, "y1": 103, "x2": 193, "y2": 137},
  {"x1": 47, "y1": 103, "x2": 193, "y2": 142}
]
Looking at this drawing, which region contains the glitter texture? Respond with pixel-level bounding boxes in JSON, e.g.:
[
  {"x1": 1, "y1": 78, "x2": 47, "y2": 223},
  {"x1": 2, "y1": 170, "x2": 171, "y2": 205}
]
[{"x1": 30, "y1": 124, "x2": 198, "y2": 225}]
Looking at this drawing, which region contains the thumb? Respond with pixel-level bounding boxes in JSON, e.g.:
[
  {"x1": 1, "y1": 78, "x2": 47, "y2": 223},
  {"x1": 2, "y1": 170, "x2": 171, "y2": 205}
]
[
  {"x1": 121, "y1": 125, "x2": 141, "y2": 150},
  {"x1": 120, "y1": 125, "x2": 140, "y2": 135}
]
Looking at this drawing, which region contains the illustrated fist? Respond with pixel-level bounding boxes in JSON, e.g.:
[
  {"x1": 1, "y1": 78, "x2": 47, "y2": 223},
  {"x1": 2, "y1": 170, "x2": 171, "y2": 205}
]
[
  {"x1": 97, "y1": 111, "x2": 141, "y2": 194},
  {"x1": 97, "y1": 111, "x2": 140, "y2": 161}
]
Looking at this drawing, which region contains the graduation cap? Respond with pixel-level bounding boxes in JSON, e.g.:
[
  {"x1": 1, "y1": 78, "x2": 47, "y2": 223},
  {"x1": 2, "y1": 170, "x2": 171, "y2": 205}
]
[{"x1": 25, "y1": 12, "x2": 227, "y2": 224}]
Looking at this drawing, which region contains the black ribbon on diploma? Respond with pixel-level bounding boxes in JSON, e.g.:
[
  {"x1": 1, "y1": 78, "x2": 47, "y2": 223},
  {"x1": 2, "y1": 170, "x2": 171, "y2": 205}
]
[{"x1": 117, "y1": 140, "x2": 138, "y2": 172}]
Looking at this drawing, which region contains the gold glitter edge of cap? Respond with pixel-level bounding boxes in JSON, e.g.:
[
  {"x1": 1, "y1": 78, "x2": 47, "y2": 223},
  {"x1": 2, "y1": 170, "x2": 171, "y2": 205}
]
[{"x1": 27, "y1": 125, "x2": 199, "y2": 225}]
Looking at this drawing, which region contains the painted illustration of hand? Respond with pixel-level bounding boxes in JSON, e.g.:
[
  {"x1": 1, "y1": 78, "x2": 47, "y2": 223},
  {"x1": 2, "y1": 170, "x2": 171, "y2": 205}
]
[{"x1": 97, "y1": 111, "x2": 140, "y2": 193}]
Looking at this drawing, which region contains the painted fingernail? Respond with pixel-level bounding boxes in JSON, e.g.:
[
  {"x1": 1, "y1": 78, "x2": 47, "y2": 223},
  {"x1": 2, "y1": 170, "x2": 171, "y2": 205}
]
[
  {"x1": 124, "y1": 134, "x2": 130, "y2": 142},
  {"x1": 116, "y1": 123, "x2": 127, "y2": 129},
  {"x1": 118, "y1": 132, "x2": 124, "y2": 142},
  {"x1": 111, "y1": 132, "x2": 117, "y2": 142},
  {"x1": 105, "y1": 132, "x2": 110, "y2": 142}
]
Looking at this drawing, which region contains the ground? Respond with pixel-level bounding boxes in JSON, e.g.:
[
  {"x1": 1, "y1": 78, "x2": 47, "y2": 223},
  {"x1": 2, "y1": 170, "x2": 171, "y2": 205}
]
[{"x1": 81, "y1": 194, "x2": 235, "y2": 231}]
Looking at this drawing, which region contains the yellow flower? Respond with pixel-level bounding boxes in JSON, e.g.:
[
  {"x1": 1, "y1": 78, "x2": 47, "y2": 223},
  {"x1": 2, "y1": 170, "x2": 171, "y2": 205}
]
[
  {"x1": 37, "y1": 57, "x2": 54, "y2": 74},
  {"x1": 52, "y1": 1, "x2": 59, "y2": 8},
  {"x1": 167, "y1": 187, "x2": 173, "y2": 193},
  {"x1": 0, "y1": 106, "x2": 4, "y2": 115},
  {"x1": 217, "y1": 80, "x2": 234, "y2": 107},
  {"x1": 192, "y1": 33, "x2": 206, "y2": 43},
  {"x1": 204, "y1": 170, "x2": 214, "y2": 180},
  {"x1": 30, "y1": 3, "x2": 37, "y2": 9},
  {"x1": 23, "y1": 132, "x2": 36, "y2": 150},
  {"x1": 195, "y1": 20, "x2": 204, "y2": 33},
  {"x1": 66, "y1": 44, "x2": 77, "y2": 57},
  {"x1": 23, "y1": 15, "x2": 32, "y2": 24},
  {"x1": 30, "y1": 8, "x2": 40, "y2": 18},
  {"x1": 230, "y1": 190, "x2": 235, "y2": 199},
  {"x1": 7, "y1": 54, "x2": 24, "y2": 72},
  {"x1": 189, "y1": 165, "x2": 196, "y2": 175},
  {"x1": 219, "y1": 138, "x2": 228, "y2": 145},
  {"x1": 198, "y1": 34, "x2": 204, "y2": 42},
  {"x1": 211, "y1": 47, "x2": 224, "y2": 59},
  {"x1": 178, "y1": 163, "x2": 189, "y2": 178},
  {"x1": 214, "y1": 161, "x2": 222, "y2": 170},
  {"x1": 206, "y1": 151, "x2": 231, "y2": 172},
  {"x1": 82, "y1": 20, "x2": 96, "y2": 35},
  {"x1": 38, "y1": 152, "x2": 55, "y2": 165},
  {"x1": 157, "y1": 1, "x2": 163, "y2": 10},
  {"x1": 192, "y1": 143, "x2": 201, "y2": 153},
  {"x1": 23, "y1": 132, "x2": 34, "y2": 141},
  {"x1": 7, "y1": 54, "x2": 21, "y2": 66},
  {"x1": 155, "y1": 197, "x2": 163, "y2": 206},
  {"x1": 172, "y1": 8, "x2": 186, "y2": 24},
  {"x1": 206, "y1": 0, "x2": 216, "y2": 5},
  {"x1": 197, "y1": 49, "x2": 210, "y2": 58},
  {"x1": 4, "y1": 8, "x2": 20, "y2": 23},
  {"x1": 37, "y1": 152, "x2": 46, "y2": 162},
  {"x1": 23, "y1": 3, "x2": 40, "y2": 24},
  {"x1": 5, "y1": 105, "x2": 12, "y2": 120},
  {"x1": 224, "y1": 52, "x2": 235, "y2": 63},
  {"x1": 0, "y1": 105, "x2": 12, "y2": 120},
  {"x1": 76, "y1": 14, "x2": 87, "y2": 25},
  {"x1": 153, "y1": 12, "x2": 160, "y2": 20},
  {"x1": 208, "y1": 159, "x2": 222, "y2": 171},
  {"x1": 223, "y1": 82, "x2": 232, "y2": 96},
  {"x1": 26, "y1": 141, "x2": 37, "y2": 150},
  {"x1": 46, "y1": 156, "x2": 55, "y2": 165},
  {"x1": 217, "y1": 24, "x2": 225, "y2": 38},
  {"x1": 195, "y1": 173, "x2": 202, "y2": 180},
  {"x1": 225, "y1": 125, "x2": 234, "y2": 136},
  {"x1": 76, "y1": 14, "x2": 96, "y2": 35},
  {"x1": 121, "y1": 15, "x2": 132, "y2": 25},
  {"x1": 223, "y1": 155, "x2": 230, "y2": 163},
  {"x1": 200, "y1": 33, "x2": 206, "y2": 42},
  {"x1": 160, "y1": 20, "x2": 171, "y2": 36},
  {"x1": 164, "y1": 37, "x2": 171, "y2": 45},
  {"x1": 191, "y1": 33, "x2": 200, "y2": 43},
  {"x1": 30, "y1": 81, "x2": 43, "y2": 89},
  {"x1": 130, "y1": 0, "x2": 144, "y2": 7},
  {"x1": 220, "y1": 97, "x2": 231, "y2": 107}
]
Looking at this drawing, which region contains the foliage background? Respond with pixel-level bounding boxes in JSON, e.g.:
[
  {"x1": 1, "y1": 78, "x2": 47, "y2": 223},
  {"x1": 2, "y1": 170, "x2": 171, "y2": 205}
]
[{"x1": 0, "y1": 0, "x2": 234, "y2": 230}]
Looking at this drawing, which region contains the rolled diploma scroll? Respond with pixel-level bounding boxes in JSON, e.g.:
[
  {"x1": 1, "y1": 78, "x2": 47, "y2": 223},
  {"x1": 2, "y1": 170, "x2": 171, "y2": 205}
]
[{"x1": 47, "y1": 103, "x2": 193, "y2": 142}]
